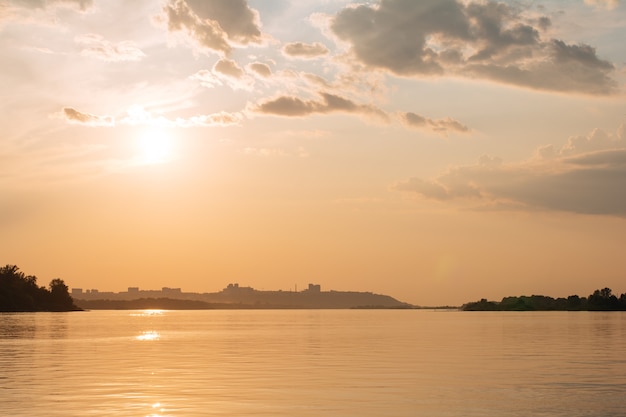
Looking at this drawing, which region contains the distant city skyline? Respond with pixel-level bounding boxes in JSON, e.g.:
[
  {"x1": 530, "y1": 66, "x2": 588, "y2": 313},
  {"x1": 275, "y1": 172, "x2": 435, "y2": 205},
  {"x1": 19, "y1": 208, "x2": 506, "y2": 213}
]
[
  {"x1": 72, "y1": 282, "x2": 322, "y2": 296},
  {"x1": 71, "y1": 281, "x2": 410, "y2": 309}
]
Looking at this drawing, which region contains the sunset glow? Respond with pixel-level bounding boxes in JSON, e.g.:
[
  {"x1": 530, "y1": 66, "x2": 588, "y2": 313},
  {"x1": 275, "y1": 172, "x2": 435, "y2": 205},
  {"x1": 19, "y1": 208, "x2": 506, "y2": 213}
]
[{"x1": 1, "y1": 0, "x2": 625, "y2": 306}]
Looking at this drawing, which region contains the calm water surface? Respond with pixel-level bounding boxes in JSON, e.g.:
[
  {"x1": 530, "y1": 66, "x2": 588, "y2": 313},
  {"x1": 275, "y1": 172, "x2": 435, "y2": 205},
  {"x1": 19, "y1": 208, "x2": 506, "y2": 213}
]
[{"x1": 1, "y1": 310, "x2": 625, "y2": 416}]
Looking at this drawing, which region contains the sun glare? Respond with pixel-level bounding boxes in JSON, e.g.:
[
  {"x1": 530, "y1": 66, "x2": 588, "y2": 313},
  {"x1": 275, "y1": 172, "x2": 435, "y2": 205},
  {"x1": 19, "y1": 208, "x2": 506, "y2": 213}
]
[
  {"x1": 137, "y1": 129, "x2": 174, "y2": 165},
  {"x1": 136, "y1": 331, "x2": 160, "y2": 341}
]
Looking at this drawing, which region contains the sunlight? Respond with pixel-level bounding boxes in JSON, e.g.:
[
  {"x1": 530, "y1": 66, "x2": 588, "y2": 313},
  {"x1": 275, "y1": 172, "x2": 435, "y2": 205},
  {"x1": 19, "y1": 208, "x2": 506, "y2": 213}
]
[
  {"x1": 136, "y1": 331, "x2": 160, "y2": 341},
  {"x1": 137, "y1": 129, "x2": 173, "y2": 165},
  {"x1": 145, "y1": 402, "x2": 166, "y2": 417},
  {"x1": 129, "y1": 310, "x2": 165, "y2": 317}
]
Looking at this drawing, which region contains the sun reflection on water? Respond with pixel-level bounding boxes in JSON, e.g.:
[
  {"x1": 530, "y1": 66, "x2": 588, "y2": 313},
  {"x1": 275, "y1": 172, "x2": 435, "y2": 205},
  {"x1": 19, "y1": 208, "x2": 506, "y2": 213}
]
[
  {"x1": 130, "y1": 309, "x2": 165, "y2": 317},
  {"x1": 146, "y1": 402, "x2": 167, "y2": 417},
  {"x1": 136, "y1": 331, "x2": 160, "y2": 341},
  {"x1": 146, "y1": 403, "x2": 167, "y2": 417}
]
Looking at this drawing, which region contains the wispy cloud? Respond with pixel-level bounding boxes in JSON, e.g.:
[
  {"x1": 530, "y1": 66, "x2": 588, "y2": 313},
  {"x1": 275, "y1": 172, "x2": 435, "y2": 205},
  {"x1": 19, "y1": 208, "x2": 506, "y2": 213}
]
[
  {"x1": 55, "y1": 106, "x2": 242, "y2": 128},
  {"x1": 584, "y1": 0, "x2": 620, "y2": 10},
  {"x1": 175, "y1": 111, "x2": 243, "y2": 127},
  {"x1": 75, "y1": 34, "x2": 145, "y2": 62},
  {"x1": 399, "y1": 112, "x2": 470, "y2": 135},
  {"x1": 242, "y1": 146, "x2": 309, "y2": 158},
  {"x1": 9, "y1": 0, "x2": 93, "y2": 12},
  {"x1": 51, "y1": 0, "x2": 93, "y2": 12},
  {"x1": 0, "y1": 0, "x2": 93, "y2": 23},
  {"x1": 58, "y1": 107, "x2": 114, "y2": 127},
  {"x1": 282, "y1": 42, "x2": 329, "y2": 59}
]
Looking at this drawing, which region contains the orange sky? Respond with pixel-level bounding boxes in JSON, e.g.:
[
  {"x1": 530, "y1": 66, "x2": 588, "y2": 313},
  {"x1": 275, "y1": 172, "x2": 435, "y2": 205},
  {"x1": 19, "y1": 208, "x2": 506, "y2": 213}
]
[{"x1": 1, "y1": 0, "x2": 626, "y2": 305}]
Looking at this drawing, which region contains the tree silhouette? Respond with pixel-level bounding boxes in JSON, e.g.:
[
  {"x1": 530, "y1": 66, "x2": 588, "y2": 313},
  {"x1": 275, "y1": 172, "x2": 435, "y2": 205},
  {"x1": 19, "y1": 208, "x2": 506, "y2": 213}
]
[
  {"x1": 0, "y1": 265, "x2": 79, "y2": 312},
  {"x1": 463, "y1": 287, "x2": 626, "y2": 311},
  {"x1": 588, "y1": 287, "x2": 620, "y2": 310},
  {"x1": 48, "y1": 278, "x2": 76, "y2": 311}
]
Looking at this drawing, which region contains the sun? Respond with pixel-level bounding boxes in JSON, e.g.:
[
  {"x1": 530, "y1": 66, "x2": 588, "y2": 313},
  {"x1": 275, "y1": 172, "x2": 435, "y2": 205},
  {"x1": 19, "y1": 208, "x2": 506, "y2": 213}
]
[{"x1": 137, "y1": 129, "x2": 174, "y2": 165}]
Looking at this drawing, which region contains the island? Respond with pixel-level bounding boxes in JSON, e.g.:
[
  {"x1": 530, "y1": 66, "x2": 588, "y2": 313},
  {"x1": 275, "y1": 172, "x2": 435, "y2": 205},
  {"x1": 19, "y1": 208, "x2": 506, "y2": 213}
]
[
  {"x1": 462, "y1": 287, "x2": 626, "y2": 311},
  {"x1": 0, "y1": 265, "x2": 80, "y2": 312},
  {"x1": 73, "y1": 283, "x2": 413, "y2": 310}
]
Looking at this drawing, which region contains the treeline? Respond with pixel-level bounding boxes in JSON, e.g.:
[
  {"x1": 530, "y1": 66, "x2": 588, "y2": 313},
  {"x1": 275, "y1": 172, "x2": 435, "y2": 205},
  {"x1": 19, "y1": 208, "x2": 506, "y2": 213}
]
[
  {"x1": 463, "y1": 288, "x2": 626, "y2": 311},
  {"x1": 0, "y1": 265, "x2": 79, "y2": 312}
]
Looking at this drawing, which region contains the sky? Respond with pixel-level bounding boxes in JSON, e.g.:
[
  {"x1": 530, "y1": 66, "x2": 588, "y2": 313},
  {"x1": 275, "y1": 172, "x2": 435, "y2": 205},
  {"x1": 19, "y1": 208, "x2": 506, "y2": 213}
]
[{"x1": 1, "y1": 0, "x2": 625, "y2": 306}]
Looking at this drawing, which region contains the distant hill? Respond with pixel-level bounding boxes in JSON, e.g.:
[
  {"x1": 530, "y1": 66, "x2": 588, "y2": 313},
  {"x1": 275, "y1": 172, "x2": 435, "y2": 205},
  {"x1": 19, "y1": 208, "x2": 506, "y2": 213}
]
[{"x1": 74, "y1": 283, "x2": 412, "y2": 310}]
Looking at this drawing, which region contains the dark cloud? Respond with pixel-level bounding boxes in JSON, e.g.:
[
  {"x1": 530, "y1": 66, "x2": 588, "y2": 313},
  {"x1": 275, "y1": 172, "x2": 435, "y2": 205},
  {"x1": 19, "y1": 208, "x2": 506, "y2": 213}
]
[
  {"x1": 282, "y1": 42, "x2": 329, "y2": 58},
  {"x1": 158, "y1": 0, "x2": 263, "y2": 55},
  {"x1": 248, "y1": 62, "x2": 272, "y2": 77},
  {"x1": 400, "y1": 111, "x2": 470, "y2": 135},
  {"x1": 159, "y1": 0, "x2": 231, "y2": 54},
  {"x1": 185, "y1": 0, "x2": 262, "y2": 44},
  {"x1": 330, "y1": 0, "x2": 618, "y2": 95},
  {"x1": 253, "y1": 92, "x2": 389, "y2": 121},
  {"x1": 394, "y1": 126, "x2": 626, "y2": 216},
  {"x1": 214, "y1": 58, "x2": 245, "y2": 78},
  {"x1": 566, "y1": 149, "x2": 626, "y2": 167}
]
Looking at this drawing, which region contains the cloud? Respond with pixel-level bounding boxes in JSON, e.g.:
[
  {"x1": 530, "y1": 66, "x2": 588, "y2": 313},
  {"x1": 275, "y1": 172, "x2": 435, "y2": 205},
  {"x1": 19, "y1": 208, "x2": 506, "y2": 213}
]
[
  {"x1": 282, "y1": 42, "x2": 329, "y2": 58},
  {"x1": 248, "y1": 62, "x2": 272, "y2": 78},
  {"x1": 0, "y1": 0, "x2": 93, "y2": 22},
  {"x1": 59, "y1": 107, "x2": 114, "y2": 126},
  {"x1": 243, "y1": 146, "x2": 309, "y2": 158},
  {"x1": 121, "y1": 105, "x2": 243, "y2": 127},
  {"x1": 214, "y1": 57, "x2": 245, "y2": 78},
  {"x1": 185, "y1": 0, "x2": 262, "y2": 44},
  {"x1": 157, "y1": 0, "x2": 263, "y2": 55},
  {"x1": 14, "y1": 0, "x2": 93, "y2": 11},
  {"x1": 394, "y1": 125, "x2": 626, "y2": 216},
  {"x1": 584, "y1": 0, "x2": 620, "y2": 10},
  {"x1": 330, "y1": 0, "x2": 618, "y2": 95},
  {"x1": 56, "y1": 106, "x2": 242, "y2": 128},
  {"x1": 539, "y1": 125, "x2": 625, "y2": 158},
  {"x1": 75, "y1": 34, "x2": 146, "y2": 62},
  {"x1": 400, "y1": 112, "x2": 470, "y2": 135},
  {"x1": 52, "y1": 0, "x2": 92, "y2": 11},
  {"x1": 191, "y1": 58, "x2": 254, "y2": 90},
  {"x1": 252, "y1": 92, "x2": 390, "y2": 122},
  {"x1": 176, "y1": 111, "x2": 243, "y2": 127},
  {"x1": 158, "y1": 0, "x2": 230, "y2": 54}
]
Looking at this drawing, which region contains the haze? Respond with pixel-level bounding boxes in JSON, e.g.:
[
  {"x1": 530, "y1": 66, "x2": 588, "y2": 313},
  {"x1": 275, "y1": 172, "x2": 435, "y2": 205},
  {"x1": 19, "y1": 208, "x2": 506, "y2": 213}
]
[{"x1": 1, "y1": 0, "x2": 625, "y2": 306}]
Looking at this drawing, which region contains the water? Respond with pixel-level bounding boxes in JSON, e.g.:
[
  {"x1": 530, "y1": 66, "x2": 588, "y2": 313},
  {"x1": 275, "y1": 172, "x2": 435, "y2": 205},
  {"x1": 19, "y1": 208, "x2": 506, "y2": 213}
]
[{"x1": 1, "y1": 310, "x2": 625, "y2": 417}]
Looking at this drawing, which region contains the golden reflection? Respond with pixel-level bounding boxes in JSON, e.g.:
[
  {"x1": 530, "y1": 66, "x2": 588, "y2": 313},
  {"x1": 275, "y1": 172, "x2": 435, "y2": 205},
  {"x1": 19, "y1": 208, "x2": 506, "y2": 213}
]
[
  {"x1": 136, "y1": 331, "x2": 160, "y2": 341},
  {"x1": 130, "y1": 309, "x2": 165, "y2": 317},
  {"x1": 146, "y1": 401, "x2": 166, "y2": 417}
]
